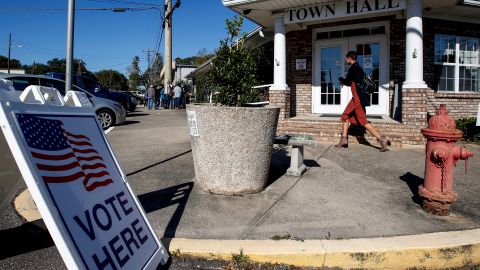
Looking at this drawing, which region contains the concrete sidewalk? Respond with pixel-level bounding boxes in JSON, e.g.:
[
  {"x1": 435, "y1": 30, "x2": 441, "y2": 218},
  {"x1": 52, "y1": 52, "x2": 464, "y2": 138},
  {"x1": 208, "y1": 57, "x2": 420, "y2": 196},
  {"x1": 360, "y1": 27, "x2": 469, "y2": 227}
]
[{"x1": 15, "y1": 107, "x2": 480, "y2": 269}]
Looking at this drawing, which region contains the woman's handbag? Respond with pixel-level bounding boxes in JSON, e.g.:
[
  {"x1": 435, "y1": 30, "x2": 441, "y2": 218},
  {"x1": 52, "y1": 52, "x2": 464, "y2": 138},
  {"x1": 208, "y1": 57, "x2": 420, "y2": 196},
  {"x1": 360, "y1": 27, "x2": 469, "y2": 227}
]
[{"x1": 361, "y1": 73, "x2": 377, "y2": 95}]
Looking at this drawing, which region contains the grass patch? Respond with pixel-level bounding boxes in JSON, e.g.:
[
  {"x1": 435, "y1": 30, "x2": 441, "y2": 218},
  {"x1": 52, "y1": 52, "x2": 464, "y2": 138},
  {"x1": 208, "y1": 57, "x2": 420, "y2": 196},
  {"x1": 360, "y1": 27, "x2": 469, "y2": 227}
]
[
  {"x1": 271, "y1": 233, "x2": 304, "y2": 242},
  {"x1": 228, "y1": 249, "x2": 253, "y2": 270}
]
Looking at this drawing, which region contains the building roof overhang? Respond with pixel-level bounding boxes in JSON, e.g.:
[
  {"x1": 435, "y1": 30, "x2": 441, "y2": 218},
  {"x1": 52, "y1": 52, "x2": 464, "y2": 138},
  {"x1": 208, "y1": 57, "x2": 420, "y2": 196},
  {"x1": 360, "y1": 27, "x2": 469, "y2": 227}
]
[{"x1": 223, "y1": 0, "x2": 480, "y2": 29}]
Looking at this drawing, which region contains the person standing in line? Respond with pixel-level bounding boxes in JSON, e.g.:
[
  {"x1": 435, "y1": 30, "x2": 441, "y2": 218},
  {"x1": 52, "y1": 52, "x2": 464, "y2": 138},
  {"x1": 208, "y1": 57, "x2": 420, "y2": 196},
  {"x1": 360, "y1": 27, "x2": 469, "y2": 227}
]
[
  {"x1": 146, "y1": 84, "x2": 155, "y2": 110},
  {"x1": 159, "y1": 85, "x2": 166, "y2": 109},
  {"x1": 173, "y1": 83, "x2": 182, "y2": 109},
  {"x1": 335, "y1": 51, "x2": 390, "y2": 152},
  {"x1": 143, "y1": 90, "x2": 148, "y2": 107},
  {"x1": 164, "y1": 81, "x2": 173, "y2": 109},
  {"x1": 154, "y1": 85, "x2": 161, "y2": 110}
]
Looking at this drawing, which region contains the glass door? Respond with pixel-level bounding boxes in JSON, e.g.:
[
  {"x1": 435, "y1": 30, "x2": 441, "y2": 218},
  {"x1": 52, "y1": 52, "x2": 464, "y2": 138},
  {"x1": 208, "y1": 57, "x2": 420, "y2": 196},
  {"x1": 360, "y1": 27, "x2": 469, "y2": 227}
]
[
  {"x1": 313, "y1": 36, "x2": 388, "y2": 116},
  {"x1": 313, "y1": 40, "x2": 350, "y2": 114},
  {"x1": 350, "y1": 36, "x2": 389, "y2": 115}
]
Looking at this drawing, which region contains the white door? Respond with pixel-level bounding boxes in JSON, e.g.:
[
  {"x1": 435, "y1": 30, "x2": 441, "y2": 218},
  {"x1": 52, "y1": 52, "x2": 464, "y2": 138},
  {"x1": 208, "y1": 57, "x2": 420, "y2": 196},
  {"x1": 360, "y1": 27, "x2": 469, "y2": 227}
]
[
  {"x1": 313, "y1": 40, "x2": 349, "y2": 115},
  {"x1": 313, "y1": 36, "x2": 389, "y2": 116}
]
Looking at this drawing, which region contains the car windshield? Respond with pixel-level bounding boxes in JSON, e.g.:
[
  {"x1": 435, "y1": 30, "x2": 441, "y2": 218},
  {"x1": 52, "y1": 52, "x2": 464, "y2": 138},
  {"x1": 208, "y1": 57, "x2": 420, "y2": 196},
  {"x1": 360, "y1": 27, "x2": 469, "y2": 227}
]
[
  {"x1": 81, "y1": 77, "x2": 107, "y2": 93},
  {"x1": 40, "y1": 78, "x2": 92, "y2": 97}
]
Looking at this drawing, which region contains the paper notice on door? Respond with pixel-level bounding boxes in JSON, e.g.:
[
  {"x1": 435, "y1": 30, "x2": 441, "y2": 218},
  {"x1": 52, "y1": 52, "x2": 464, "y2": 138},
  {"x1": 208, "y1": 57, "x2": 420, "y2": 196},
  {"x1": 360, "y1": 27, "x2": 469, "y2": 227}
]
[{"x1": 364, "y1": 56, "x2": 372, "y2": 69}]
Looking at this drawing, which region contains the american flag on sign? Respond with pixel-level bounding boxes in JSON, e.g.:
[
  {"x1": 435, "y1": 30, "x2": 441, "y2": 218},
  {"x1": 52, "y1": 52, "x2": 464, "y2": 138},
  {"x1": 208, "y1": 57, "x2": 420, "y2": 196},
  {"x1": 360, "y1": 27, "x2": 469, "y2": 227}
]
[{"x1": 17, "y1": 114, "x2": 113, "y2": 192}]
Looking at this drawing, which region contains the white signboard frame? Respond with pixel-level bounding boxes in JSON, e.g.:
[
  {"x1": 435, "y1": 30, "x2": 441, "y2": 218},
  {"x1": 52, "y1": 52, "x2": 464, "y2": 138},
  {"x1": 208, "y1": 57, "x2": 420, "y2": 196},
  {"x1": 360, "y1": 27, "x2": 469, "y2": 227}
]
[{"x1": 0, "y1": 98, "x2": 168, "y2": 269}]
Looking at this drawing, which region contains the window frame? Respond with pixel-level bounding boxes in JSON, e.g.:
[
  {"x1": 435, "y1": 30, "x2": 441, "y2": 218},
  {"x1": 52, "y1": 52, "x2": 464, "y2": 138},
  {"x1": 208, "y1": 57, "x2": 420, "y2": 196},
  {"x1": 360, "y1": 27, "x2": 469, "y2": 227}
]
[{"x1": 434, "y1": 34, "x2": 480, "y2": 93}]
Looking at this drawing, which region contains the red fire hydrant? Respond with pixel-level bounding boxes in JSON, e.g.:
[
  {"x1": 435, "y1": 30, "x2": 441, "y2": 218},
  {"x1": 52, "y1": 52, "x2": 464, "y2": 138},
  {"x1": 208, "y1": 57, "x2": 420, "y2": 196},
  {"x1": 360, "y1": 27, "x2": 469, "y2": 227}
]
[{"x1": 418, "y1": 104, "x2": 474, "y2": 216}]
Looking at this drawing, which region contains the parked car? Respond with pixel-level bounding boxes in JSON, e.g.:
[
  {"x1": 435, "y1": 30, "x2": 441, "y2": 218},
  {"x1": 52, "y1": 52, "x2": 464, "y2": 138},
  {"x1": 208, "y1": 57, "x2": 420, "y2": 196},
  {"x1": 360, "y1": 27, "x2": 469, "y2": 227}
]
[
  {"x1": 45, "y1": 72, "x2": 137, "y2": 112},
  {"x1": 0, "y1": 74, "x2": 126, "y2": 130},
  {"x1": 128, "y1": 90, "x2": 145, "y2": 104}
]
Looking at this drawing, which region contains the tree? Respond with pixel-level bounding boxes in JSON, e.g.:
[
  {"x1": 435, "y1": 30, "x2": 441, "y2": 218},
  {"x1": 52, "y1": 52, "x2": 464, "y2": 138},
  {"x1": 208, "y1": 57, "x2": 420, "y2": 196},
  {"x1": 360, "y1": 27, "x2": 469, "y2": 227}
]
[
  {"x1": 196, "y1": 48, "x2": 214, "y2": 66},
  {"x1": 127, "y1": 56, "x2": 142, "y2": 90},
  {"x1": 151, "y1": 53, "x2": 163, "y2": 86},
  {"x1": 0, "y1": 55, "x2": 21, "y2": 69},
  {"x1": 19, "y1": 58, "x2": 94, "y2": 76},
  {"x1": 173, "y1": 49, "x2": 214, "y2": 67},
  {"x1": 95, "y1": 69, "x2": 129, "y2": 91},
  {"x1": 207, "y1": 15, "x2": 260, "y2": 106},
  {"x1": 24, "y1": 63, "x2": 50, "y2": 74}
]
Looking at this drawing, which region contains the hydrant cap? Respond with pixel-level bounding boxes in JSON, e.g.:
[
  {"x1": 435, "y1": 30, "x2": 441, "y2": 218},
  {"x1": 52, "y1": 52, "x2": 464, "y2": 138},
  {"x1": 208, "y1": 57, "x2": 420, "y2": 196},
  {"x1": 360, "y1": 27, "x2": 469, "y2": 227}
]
[{"x1": 427, "y1": 104, "x2": 458, "y2": 133}]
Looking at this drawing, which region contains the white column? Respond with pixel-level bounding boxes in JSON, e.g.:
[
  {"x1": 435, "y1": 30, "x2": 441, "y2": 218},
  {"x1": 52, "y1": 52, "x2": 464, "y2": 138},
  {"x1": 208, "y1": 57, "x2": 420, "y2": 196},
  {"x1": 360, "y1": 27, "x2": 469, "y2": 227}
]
[
  {"x1": 270, "y1": 13, "x2": 289, "y2": 91},
  {"x1": 403, "y1": 0, "x2": 427, "y2": 89}
]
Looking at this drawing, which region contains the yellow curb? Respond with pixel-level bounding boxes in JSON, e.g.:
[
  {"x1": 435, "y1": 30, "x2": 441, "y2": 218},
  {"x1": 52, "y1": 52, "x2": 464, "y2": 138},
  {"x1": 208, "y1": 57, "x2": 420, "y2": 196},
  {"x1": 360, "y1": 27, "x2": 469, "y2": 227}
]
[
  {"x1": 13, "y1": 188, "x2": 47, "y2": 230},
  {"x1": 166, "y1": 233, "x2": 480, "y2": 269},
  {"x1": 14, "y1": 189, "x2": 480, "y2": 269}
]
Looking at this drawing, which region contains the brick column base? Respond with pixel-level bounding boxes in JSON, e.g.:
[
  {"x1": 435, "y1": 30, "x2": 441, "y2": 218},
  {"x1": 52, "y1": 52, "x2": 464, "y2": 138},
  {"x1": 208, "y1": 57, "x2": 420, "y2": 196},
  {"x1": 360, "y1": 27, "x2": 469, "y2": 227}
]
[
  {"x1": 269, "y1": 90, "x2": 291, "y2": 122},
  {"x1": 401, "y1": 88, "x2": 434, "y2": 144}
]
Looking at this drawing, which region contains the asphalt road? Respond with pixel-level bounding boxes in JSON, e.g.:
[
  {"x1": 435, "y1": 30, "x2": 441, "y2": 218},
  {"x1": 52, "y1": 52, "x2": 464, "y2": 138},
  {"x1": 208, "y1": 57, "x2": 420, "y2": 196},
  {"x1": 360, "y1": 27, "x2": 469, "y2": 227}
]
[{"x1": 0, "y1": 186, "x2": 66, "y2": 270}]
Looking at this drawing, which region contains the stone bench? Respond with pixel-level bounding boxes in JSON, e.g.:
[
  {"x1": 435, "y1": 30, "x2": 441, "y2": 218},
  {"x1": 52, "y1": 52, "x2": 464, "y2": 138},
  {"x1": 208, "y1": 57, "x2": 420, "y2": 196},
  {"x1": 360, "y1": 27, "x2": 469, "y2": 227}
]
[{"x1": 274, "y1": 135, "x2": 316, "y2": 177}]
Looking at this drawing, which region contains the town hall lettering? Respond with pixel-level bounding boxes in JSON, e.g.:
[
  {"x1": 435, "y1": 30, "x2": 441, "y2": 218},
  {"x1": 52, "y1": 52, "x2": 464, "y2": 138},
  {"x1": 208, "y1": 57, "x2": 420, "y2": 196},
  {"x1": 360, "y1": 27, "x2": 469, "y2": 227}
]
[
  {"x1": 289, "y1": 4, "x2": 336, "y2": 21},
  {"x1": 286, "y1": 0, "x2": 404, "y2": 24}
]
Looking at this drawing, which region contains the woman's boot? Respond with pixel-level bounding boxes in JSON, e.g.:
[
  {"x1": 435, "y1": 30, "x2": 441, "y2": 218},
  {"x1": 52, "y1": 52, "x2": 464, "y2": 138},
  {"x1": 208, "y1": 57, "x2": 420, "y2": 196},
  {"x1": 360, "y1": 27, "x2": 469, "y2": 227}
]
[
  {"x1": 378, "y1": 135, "x2": 390, "y2": 152},
  {"x1": 335, "y1": 136, "x2": 348, "y2": 148}
]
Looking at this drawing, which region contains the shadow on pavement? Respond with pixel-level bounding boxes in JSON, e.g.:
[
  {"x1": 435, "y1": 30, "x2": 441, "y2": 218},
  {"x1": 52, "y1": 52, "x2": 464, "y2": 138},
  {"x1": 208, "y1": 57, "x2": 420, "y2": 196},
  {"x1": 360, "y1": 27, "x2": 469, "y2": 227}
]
[
  {"x1": 137, "y1": 182, "x2": 193, "y2": 238},
  {"x1": 267, "y1": 146, "x2": 321, "y2": 187},
  {"x1": 127, "y1": 113, "x2": 149, "y2": 117},
  {"x1": 117, "y1": 120, "x2": 140, "y2": 126},
  {"x1": 400, "y1": 172, "x2": 424, "y2": 205},
  {"x1": 126, "y1": 150, "x2": 192, "y2": 177},
  {"x1": 267, "y1": 146, "x2": 290, "y2": 187},
  {"x1": 0, "y1": 222, "x2": 55, "y2": 260}
]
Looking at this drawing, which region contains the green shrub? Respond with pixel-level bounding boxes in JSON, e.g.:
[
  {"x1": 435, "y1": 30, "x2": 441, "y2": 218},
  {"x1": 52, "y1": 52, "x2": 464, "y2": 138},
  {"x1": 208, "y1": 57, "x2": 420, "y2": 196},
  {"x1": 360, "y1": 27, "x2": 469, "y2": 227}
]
[
  {"x1": 207, "y1": 16, "x2": 261, "y2": 107},
  {"x1": 455, "y1": 117, "x2": 480, "y2": 144}
]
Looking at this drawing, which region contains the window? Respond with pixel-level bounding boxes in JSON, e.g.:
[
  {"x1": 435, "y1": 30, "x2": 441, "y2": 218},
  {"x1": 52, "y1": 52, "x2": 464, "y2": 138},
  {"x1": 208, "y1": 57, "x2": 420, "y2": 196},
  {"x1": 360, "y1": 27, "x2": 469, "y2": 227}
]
[
  {"x1": 81, "y1": 77, "x2": 103, "y2": 93},
  {"x1": 316, "y1": 26, "x2": 385, "y2": 40},
  {"x1": 8, "y1": 77, "x2": 40, "y2": 92},
  {"x1": 434, "y1": 34, "x2": 480, "y2": 92},
  {"x1": 40, "y1": 79, "x2": 66, "y2": 96}
]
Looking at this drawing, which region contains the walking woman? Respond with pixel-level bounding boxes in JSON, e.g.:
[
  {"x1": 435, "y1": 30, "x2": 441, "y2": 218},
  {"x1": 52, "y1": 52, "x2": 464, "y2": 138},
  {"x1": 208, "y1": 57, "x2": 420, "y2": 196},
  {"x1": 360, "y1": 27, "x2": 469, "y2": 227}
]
[{"x1": 335, "y1": 51, "x2": 390, "y2": 152}]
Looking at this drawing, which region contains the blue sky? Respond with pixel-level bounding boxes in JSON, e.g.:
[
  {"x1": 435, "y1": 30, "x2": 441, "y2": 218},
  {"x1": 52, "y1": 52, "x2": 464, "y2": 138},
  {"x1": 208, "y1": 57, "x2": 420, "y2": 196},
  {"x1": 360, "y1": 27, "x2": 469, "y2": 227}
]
[{"x1": 0, "y1": 0, "x2": 257, "y2": 74}]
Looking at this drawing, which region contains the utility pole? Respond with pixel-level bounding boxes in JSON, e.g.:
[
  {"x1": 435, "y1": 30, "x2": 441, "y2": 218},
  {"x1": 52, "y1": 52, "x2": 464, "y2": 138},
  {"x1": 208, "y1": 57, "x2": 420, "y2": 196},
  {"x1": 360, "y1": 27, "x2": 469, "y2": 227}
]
[
  {"x1": 164, "y1": 0, "x2": 172, "y2": 87},
  {"x1": 143, "y1": 48, "x2": 154, "y2": 85},
  {"x1": 66, "y1": 0, "x2": 75, "y2": 92},
  {"x1": 164, "y1": 0, "x2": 180, "y2": 87},
  {"x1": 7, "y1": 33, "x2": 11, "y2": 74}
]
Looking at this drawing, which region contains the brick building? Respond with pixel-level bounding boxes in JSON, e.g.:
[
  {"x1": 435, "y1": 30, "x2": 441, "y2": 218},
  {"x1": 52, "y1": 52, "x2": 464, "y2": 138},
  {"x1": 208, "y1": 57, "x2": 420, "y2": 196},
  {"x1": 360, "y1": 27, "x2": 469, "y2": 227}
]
[{"x1": 223, "y1": 0, "x2": 480, "y2": 146}]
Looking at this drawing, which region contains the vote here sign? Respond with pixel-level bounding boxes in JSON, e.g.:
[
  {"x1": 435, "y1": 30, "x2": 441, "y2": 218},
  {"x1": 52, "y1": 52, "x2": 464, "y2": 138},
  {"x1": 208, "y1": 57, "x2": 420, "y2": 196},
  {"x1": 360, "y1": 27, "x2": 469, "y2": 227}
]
[{"x1": 0, "y1": 99, "x2": 168, "y2": 270}]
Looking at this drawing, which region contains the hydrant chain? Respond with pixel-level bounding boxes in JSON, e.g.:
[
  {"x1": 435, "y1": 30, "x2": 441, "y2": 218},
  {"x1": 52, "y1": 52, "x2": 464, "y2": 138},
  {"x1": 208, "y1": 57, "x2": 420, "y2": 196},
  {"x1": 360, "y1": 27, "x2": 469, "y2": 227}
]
[{"x1": 441, "y1": 165, "x2": 446, "y2": 194}]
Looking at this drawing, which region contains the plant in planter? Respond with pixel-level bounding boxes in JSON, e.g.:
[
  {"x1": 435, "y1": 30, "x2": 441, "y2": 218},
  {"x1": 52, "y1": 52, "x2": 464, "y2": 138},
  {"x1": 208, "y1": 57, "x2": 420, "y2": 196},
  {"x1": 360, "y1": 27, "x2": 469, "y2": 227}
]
[
  {"x1": 208, "y1": 16, "x2": 261, "y2": 106},
  {"x1": 187, "y1": 16, "x2": 279, "y2": 195}
]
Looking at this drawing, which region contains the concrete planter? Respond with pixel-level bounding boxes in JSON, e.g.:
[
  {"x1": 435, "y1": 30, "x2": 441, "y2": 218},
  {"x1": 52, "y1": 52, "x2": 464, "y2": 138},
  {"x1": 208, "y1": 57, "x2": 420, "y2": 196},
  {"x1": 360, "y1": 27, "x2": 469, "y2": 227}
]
[{"x1": 187, "y1": 104, "x2": 280, "y2": 195}]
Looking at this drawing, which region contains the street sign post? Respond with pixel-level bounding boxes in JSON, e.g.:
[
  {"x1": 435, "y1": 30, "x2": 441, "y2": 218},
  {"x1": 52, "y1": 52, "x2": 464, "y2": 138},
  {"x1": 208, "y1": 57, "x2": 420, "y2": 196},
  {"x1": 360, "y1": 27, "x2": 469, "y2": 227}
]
[{"x1": 0, "y1": 85, "x2": 169, "y2": 269}]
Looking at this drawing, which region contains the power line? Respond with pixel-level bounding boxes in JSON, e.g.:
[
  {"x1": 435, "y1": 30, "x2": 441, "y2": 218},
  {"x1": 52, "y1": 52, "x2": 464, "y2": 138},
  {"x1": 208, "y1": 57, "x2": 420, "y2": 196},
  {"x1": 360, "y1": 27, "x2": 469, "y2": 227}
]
[
  {"x1": 85, "y1": 0, "x2": 163, "y2": 7},
  {"x1": 153, "y1": 8, "x2": 165, "y2": 57},
  {"x1": 0, "y1": 7, "x2": 158, "y2": 13},
  {"x1": 12, "y1": 39, "x2": 132, "y2": 62}
]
